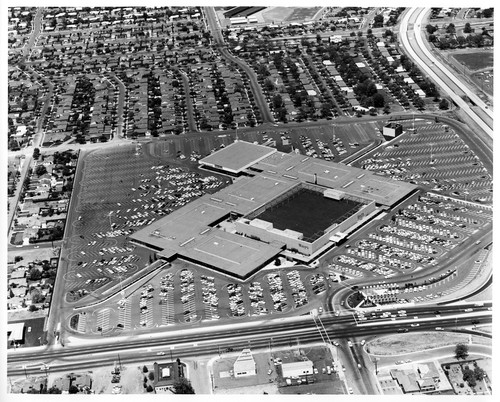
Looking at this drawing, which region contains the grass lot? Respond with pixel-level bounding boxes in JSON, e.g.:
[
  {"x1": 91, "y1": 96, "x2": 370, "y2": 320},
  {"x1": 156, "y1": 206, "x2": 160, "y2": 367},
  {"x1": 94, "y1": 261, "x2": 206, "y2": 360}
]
[
  {"x1": 367, "y1": 332, "x2": 491, "y2": 355},
  {"x1": 285, "y1": 7, "x2": 322, "y2": 22},
  {"x1": 452, "y1": 52, "x2": 494, "y2": 71},
  {"x1": 9, "y1": 246, "x2": 60, "y2": 264},
  {"x1": 261, "y1": 7, "x2": 295, "y2": 23}
]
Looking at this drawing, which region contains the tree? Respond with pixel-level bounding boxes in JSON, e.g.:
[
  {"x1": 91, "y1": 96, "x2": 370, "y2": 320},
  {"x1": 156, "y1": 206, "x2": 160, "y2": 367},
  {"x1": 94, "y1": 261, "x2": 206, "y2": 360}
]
[
  {"x1": 33, "y1": 148, "x2": 40, "y2": 160},
  {"x1": 173, "y1": 377, "x2": 195, "y2": 394},
  {"x1": 413, "y1": 97, "x2": 425, "y2": 110},
  {"x1": 426, "y1": 24, "x2": 438, "y2": 34},
  {"x1": 68, "y1": 385, "x2": 79, "y2": 394},
  {"x1": 373, "y1": 93, "x2": 385, "y2": 108},
  {"x1": 473, "y1": 366, "x2": 486, "y2": 381},
  {"x1": 32, "y1": 292, "x2": 44, "y2": 304},
  {"x1": 35, "y1": 165, "x2": 47, "y2": 176},
  {"x1": 272, "y1": 94, "x2": 284, "y2": 109},
  {"x1": 148, "y1": 371, "x2": 155, "y2": 381},
  {"x1": 142, "y1": 365, "x2": 149, "y2": 373},
  {"x1": 439, "y1": 99, "x2": 449, "y2": 110},
  {"x1": 373, "y1": 14, "x2": 384, "y2": 28},
  {"x1": 462, "y1": 366, "x2": 476, "y2": 387},
  {"x1": 463, "y1": 23, "x2": 472, "y2": 34},
  {"x1": 482, "y1": 8, "x2": 493, "y2": 18},
  {"x1": 146, "y1": 385, "x2": 154, "y2": 392},
  {"x1": 29, "y1": 304, "x2": 38, "y2": 312},
  {"x1": 455, "y1": 343, "x2": 469, "y2": 360},
  {"x1": 47, "y1": 385, "x2": 62, "y2": 394},
  {"x1": 28, "y1": 267, "x2": 42, "y2": 281}
]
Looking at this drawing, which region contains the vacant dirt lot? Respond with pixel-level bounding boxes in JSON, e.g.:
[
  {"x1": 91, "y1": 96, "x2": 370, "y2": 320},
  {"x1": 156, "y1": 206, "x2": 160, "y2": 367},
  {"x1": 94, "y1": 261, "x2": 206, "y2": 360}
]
[
  {"x1": 367, "y1": 332, "x2": 491, "y2": 355},
  {"x1": 92, "y1": 364, "x2": 145, "y2": 394}
]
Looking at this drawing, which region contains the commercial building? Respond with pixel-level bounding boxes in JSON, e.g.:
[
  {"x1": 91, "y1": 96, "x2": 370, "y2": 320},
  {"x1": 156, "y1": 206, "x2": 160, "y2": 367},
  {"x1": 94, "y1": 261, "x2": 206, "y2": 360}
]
[
  {"x1": 131, "y1": 141, "x2": 417, "y2": 280},
  {"x1": 7, "y1": 322, "x2": 24, "y2": 345},
  {"x1": 383, "y1": 122, "x2": 403, "y2": 139},
  {"x1": 233, "y1": 349, "x2": 256, "y2": 377},
  {"x1": 281, "y1": 360, "x2": 314, "y2": 378},
  {"x1": 153, "y1": 361, "x2": 183, "y2": 393}
]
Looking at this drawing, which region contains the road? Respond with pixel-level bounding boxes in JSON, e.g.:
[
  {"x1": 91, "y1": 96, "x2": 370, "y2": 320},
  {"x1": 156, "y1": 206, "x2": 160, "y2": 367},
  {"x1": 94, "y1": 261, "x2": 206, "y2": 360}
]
[
  {"x1": 204, "y1": 6, "x2": 275, "y2": 124},
  {"x1": 399, "y1": 8, "x2": 493, "y2": 138},
  {"x1": 178, "y1": 68, "x2": 198, "y2": 132},
  {"x1": 8, "y1": 303, "x2": 491, "y2": 377},
  {"x1": 7, "y1": 154, "x2": 32, "y2": 236},
  {"x1": 328, "y1": 220, "x2": 492, "y2": 311},
  {"x1": 23, "y1": 7, "x2": 43, "y2": 60}
]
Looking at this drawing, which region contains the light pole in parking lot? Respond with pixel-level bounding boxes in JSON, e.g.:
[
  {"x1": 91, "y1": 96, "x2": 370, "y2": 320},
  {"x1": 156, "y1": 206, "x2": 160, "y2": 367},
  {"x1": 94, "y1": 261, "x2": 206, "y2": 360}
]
[{"x1": 108, "y1": 211, "x2": 113, "y2": 230}]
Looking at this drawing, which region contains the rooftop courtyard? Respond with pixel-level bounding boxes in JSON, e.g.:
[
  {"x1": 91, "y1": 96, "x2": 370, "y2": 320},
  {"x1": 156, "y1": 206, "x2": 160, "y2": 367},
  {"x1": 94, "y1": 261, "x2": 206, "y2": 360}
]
[{"x1": 253, "y1": 187, "x2": 364, "y2": 242}]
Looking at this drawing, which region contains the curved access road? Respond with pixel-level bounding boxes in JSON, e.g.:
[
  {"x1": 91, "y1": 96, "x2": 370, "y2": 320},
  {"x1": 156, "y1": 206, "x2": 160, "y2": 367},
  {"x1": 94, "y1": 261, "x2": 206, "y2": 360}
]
[
  {"x1": 204, "y1": 7, "x2": 275, "y2": 124},
  {"x1": 400, "y1": 8, "x2": 493, "y2": 139}
]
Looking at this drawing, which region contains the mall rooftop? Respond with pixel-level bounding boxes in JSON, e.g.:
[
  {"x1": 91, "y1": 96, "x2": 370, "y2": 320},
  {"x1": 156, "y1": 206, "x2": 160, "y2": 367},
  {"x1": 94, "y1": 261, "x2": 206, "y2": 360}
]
[{"x1": 131, "y1": 141, "x2": 418, "y2": 279}]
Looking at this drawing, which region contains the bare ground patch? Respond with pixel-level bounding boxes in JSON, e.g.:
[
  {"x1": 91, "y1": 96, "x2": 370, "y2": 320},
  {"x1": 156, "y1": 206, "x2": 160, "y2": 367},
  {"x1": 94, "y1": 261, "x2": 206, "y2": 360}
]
[{"x1": 367, "y1": 332, "x2": 491, "y2": 355}]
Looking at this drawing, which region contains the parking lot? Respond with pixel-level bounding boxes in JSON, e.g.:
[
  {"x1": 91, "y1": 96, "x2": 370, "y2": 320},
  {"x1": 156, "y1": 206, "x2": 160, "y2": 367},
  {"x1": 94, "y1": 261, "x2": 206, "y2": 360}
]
[
  {"x1": 68, "y1": 260, "x2": 330, "y2": 335},
  {"x1": 328, "y1": 190, "x2": 492, "y2": 282},
  {"x1": 63, "y1": 144, "x2": 228, "y2": 305},
  {"x1": 357, "y1": 120, "x2": 492, "y2": 204}
]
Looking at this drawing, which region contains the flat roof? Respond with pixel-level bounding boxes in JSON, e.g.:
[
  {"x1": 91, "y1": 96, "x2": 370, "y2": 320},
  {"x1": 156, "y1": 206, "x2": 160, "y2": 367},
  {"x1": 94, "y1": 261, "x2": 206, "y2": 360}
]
[
  {"x1": 252, "y1": 151, "x2": 416, "y2": 206},
  {"x1": 131, "y1": 193, "x2": 284, "y2": 278},
  {"x1": 199, "y1": 140, "x2": 277, "y2": 173},
  {"x1": 132, "y1": 141, "x2": 417, "y2": 278},
  {"x1": 7, "y1": 322, "x2": 24, "y2": 341}
]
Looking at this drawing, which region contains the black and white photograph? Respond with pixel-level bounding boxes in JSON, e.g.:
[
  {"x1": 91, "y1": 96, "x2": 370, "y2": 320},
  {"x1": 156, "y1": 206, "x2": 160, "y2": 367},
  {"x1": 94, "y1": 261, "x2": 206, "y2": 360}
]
[{"x1": 3, "y1": 1, "x2": 495, "y2": 398}]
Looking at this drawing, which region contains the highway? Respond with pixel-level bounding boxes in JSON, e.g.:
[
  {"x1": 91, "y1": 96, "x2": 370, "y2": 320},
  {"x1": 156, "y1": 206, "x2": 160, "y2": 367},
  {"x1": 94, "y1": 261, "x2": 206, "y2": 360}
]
[
  {"x1": 400, "y1": 8, "x2": 493, "y2": 138},
  {"x1": 8, "y1": 303, "x2": 491, "y2": 377}
]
